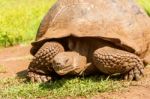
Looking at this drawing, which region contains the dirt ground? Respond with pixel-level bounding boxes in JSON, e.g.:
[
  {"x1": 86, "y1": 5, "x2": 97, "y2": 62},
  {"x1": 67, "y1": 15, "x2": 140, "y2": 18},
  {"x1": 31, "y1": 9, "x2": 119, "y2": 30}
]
[
  {"x1": 0, "y1": 45, "x2": 32, "y2": 78},
  {"x1": 0, "y1": 46, "x2": 150, "y2": 99}
]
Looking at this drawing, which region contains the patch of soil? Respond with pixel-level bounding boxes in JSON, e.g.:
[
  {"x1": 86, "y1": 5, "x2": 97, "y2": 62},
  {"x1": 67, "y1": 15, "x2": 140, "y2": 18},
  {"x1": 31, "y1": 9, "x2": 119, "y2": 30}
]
[
  {"x1": 91, "y1": 66, "x2": 150, "y2": 99},
  {"x1": 0, "y1": 45, "x2": 150, "y2": 99},
  {"x1": 0, "y1": 45, "x2": 32, "y2": 78}
]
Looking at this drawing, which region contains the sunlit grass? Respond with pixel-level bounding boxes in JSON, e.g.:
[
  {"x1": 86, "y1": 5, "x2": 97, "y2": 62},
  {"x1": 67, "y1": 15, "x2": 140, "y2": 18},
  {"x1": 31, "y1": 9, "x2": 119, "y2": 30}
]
[
  {"x1": 136, "y1": 0, "x2": 150, "y2": 15},
  {"x1": 0, "y1": 76, "x2": 125, "y2": 98},
  {"x1": 0, "y1": 0, "x2": 56, "y2": 47}
]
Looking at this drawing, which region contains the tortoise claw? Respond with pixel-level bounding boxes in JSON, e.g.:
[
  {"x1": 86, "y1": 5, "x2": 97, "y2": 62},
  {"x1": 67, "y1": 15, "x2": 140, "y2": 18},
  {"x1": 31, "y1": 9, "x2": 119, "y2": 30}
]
[
  {"x1": 27, "y1": 72, "x2": 52, "y2": 83},
  {"x1": 124, "y1": 66, "x2": 144, "y2": 81},
  {"x1": 128, "y1": 70, "x2": 134, "y2": 81}
]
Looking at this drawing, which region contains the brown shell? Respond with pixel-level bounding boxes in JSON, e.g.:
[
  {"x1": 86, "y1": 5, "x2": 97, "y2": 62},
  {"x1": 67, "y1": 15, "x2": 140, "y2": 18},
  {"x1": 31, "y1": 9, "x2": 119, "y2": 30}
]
[{"x1": 32, "y1": 0, "x2": 150, "y2": 61}]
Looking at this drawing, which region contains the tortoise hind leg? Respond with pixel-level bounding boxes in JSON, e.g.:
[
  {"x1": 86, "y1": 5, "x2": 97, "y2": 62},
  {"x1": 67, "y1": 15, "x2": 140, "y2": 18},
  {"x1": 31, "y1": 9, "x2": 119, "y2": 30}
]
[
  {"x1": 28, "y1": 42, "x2": 64, "y2": 82},
  {"x1": 92, "y1": 46, "x2": 144, "y2": 81}
]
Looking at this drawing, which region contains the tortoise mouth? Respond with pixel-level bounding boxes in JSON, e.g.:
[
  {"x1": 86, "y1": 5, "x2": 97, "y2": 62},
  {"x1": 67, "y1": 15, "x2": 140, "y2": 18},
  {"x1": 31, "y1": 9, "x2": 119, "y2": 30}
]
[
  {"x1": 52, "y1": 59, "x2": 74, "y2": 74},
  {"x1": 53, "y1": 65, "x2": 76, "y2": 75}
]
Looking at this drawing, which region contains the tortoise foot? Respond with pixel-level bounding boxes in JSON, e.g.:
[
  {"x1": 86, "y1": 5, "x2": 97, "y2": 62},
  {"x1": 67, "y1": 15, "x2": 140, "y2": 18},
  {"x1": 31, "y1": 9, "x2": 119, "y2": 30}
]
[
  {"x1": 124, "y1": 65, "x2": 144, "y2": 81},
  {"x1": 27, "y1": 72, "x2": 52, "y2": 83}
]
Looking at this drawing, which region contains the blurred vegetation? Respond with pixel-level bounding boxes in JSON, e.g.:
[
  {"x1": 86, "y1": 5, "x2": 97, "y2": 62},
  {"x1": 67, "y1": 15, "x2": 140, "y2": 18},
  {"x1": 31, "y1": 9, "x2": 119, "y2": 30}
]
[
  {"x1": 137, "y1": 0, "x2": 150, "y2": 15},
  {"x1": 0, "y1": 0, "x2": 149, "y2": 47},
  {"x1": 0, "y1": 0, "x2": 56, "y2": 47}
]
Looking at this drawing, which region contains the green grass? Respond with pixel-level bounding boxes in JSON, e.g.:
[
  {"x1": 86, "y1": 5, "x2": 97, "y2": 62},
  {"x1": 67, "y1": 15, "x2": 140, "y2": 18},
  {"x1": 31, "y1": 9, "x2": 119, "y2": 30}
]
[
  {"x1": 0, "y1": 0, "x2": 56, "y2": 47},
  {"x1": 137, "y1": 0, "x2": 150, "y2": 15},
  {"x1": 0, "y1": 76, "x2": 126, "y2": 99}
]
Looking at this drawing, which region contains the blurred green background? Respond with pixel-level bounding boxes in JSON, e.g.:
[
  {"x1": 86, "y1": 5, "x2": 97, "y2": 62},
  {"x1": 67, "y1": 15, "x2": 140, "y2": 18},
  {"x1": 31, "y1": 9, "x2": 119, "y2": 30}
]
[
  {"x1": 0, "y1": 0, "x2": 149, "y2": 47},
  {"x1": 0, "y1": 0, "x2": 56, "y2": 47}
]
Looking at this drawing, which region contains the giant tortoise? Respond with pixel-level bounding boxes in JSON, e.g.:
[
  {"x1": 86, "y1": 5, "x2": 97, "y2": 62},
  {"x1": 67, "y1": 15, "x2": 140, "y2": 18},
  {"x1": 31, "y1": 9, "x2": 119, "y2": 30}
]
[{"x1": 27, "y1": 0, "x2": 150, "y2": 82}]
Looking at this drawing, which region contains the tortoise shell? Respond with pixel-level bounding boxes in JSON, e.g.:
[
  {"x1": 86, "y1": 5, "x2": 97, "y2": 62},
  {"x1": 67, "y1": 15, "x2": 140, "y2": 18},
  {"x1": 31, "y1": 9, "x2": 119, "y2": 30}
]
[{"x1": 31, "y1": 0, "x2": 150, "y2": 63}]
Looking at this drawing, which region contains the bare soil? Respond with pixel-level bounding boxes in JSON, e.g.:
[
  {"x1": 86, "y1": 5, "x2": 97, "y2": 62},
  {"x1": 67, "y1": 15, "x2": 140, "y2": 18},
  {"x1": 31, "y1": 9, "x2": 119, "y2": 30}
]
[
  {"x1": 0, "y1": 46, "x2": 150, "y2": 99},
  {"x1": 0, "y1": 45, "x2": 32, "y2": 78}
]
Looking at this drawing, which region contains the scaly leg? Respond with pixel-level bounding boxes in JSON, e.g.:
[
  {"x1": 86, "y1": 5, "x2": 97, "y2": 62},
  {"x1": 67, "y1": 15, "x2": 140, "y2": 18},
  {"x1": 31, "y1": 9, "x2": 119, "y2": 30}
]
[
  {"x1": 93, "y1": 46, "x2": 144, "y2": 81},
  {"x1": 27, "y1": 42, "x2": 64, "y2": 82}
]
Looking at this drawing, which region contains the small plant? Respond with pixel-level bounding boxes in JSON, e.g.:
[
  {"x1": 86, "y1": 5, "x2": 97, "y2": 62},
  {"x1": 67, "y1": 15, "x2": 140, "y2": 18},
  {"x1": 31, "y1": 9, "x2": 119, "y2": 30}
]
[{"x1": 0, "y1": 65, "x2": 7, "y2": 73}]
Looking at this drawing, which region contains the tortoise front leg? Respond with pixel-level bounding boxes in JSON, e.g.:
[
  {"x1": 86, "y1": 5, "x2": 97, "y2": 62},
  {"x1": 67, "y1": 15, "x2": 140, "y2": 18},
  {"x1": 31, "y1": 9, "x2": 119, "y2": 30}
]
[
  {"x1": 27, "y1": 42, "x2": 64, "y2": 82},
  {"x1": 92, "y1": 46, "x2": 144, "y2": 81}
]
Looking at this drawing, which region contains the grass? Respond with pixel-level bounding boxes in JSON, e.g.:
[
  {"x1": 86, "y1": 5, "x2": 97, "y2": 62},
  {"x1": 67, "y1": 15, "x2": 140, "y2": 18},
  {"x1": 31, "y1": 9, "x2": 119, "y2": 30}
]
[
  {"x1": 0, "y1": 0, "x2": 56, "y2": 47},
  {"x1": 136, "y1": 0, "x2": 150, "y2": 15},
  {"x1": 0, "y1": 76, "x2": 126, "y2": 99}
]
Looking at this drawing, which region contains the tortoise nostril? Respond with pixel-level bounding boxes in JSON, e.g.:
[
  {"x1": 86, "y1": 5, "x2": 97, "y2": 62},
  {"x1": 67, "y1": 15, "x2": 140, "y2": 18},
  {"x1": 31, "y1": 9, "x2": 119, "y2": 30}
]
[
  {"x1": 65, "y1": 58, "x2": 69, "y2": 64},
  {"x1": 56, "y1": 63, "x2": 60, "y2": 66}
]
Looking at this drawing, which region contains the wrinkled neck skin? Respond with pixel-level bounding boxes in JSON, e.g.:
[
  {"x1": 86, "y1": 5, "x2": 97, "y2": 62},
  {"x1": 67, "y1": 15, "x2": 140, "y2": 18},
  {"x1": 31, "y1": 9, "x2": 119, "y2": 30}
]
[
  {"x1": 68, "y1": 37, "x2": 114, "y2": 62},
  {"x1": 67, "y1": 37, "x2": 117, "y2": 75}
]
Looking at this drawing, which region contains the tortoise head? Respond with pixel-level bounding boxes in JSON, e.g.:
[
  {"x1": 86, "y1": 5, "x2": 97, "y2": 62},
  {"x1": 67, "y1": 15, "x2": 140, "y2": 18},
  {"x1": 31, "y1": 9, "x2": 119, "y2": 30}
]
[{"x1": 52, "y1": 52, "x2": 87, "y2": 76}]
